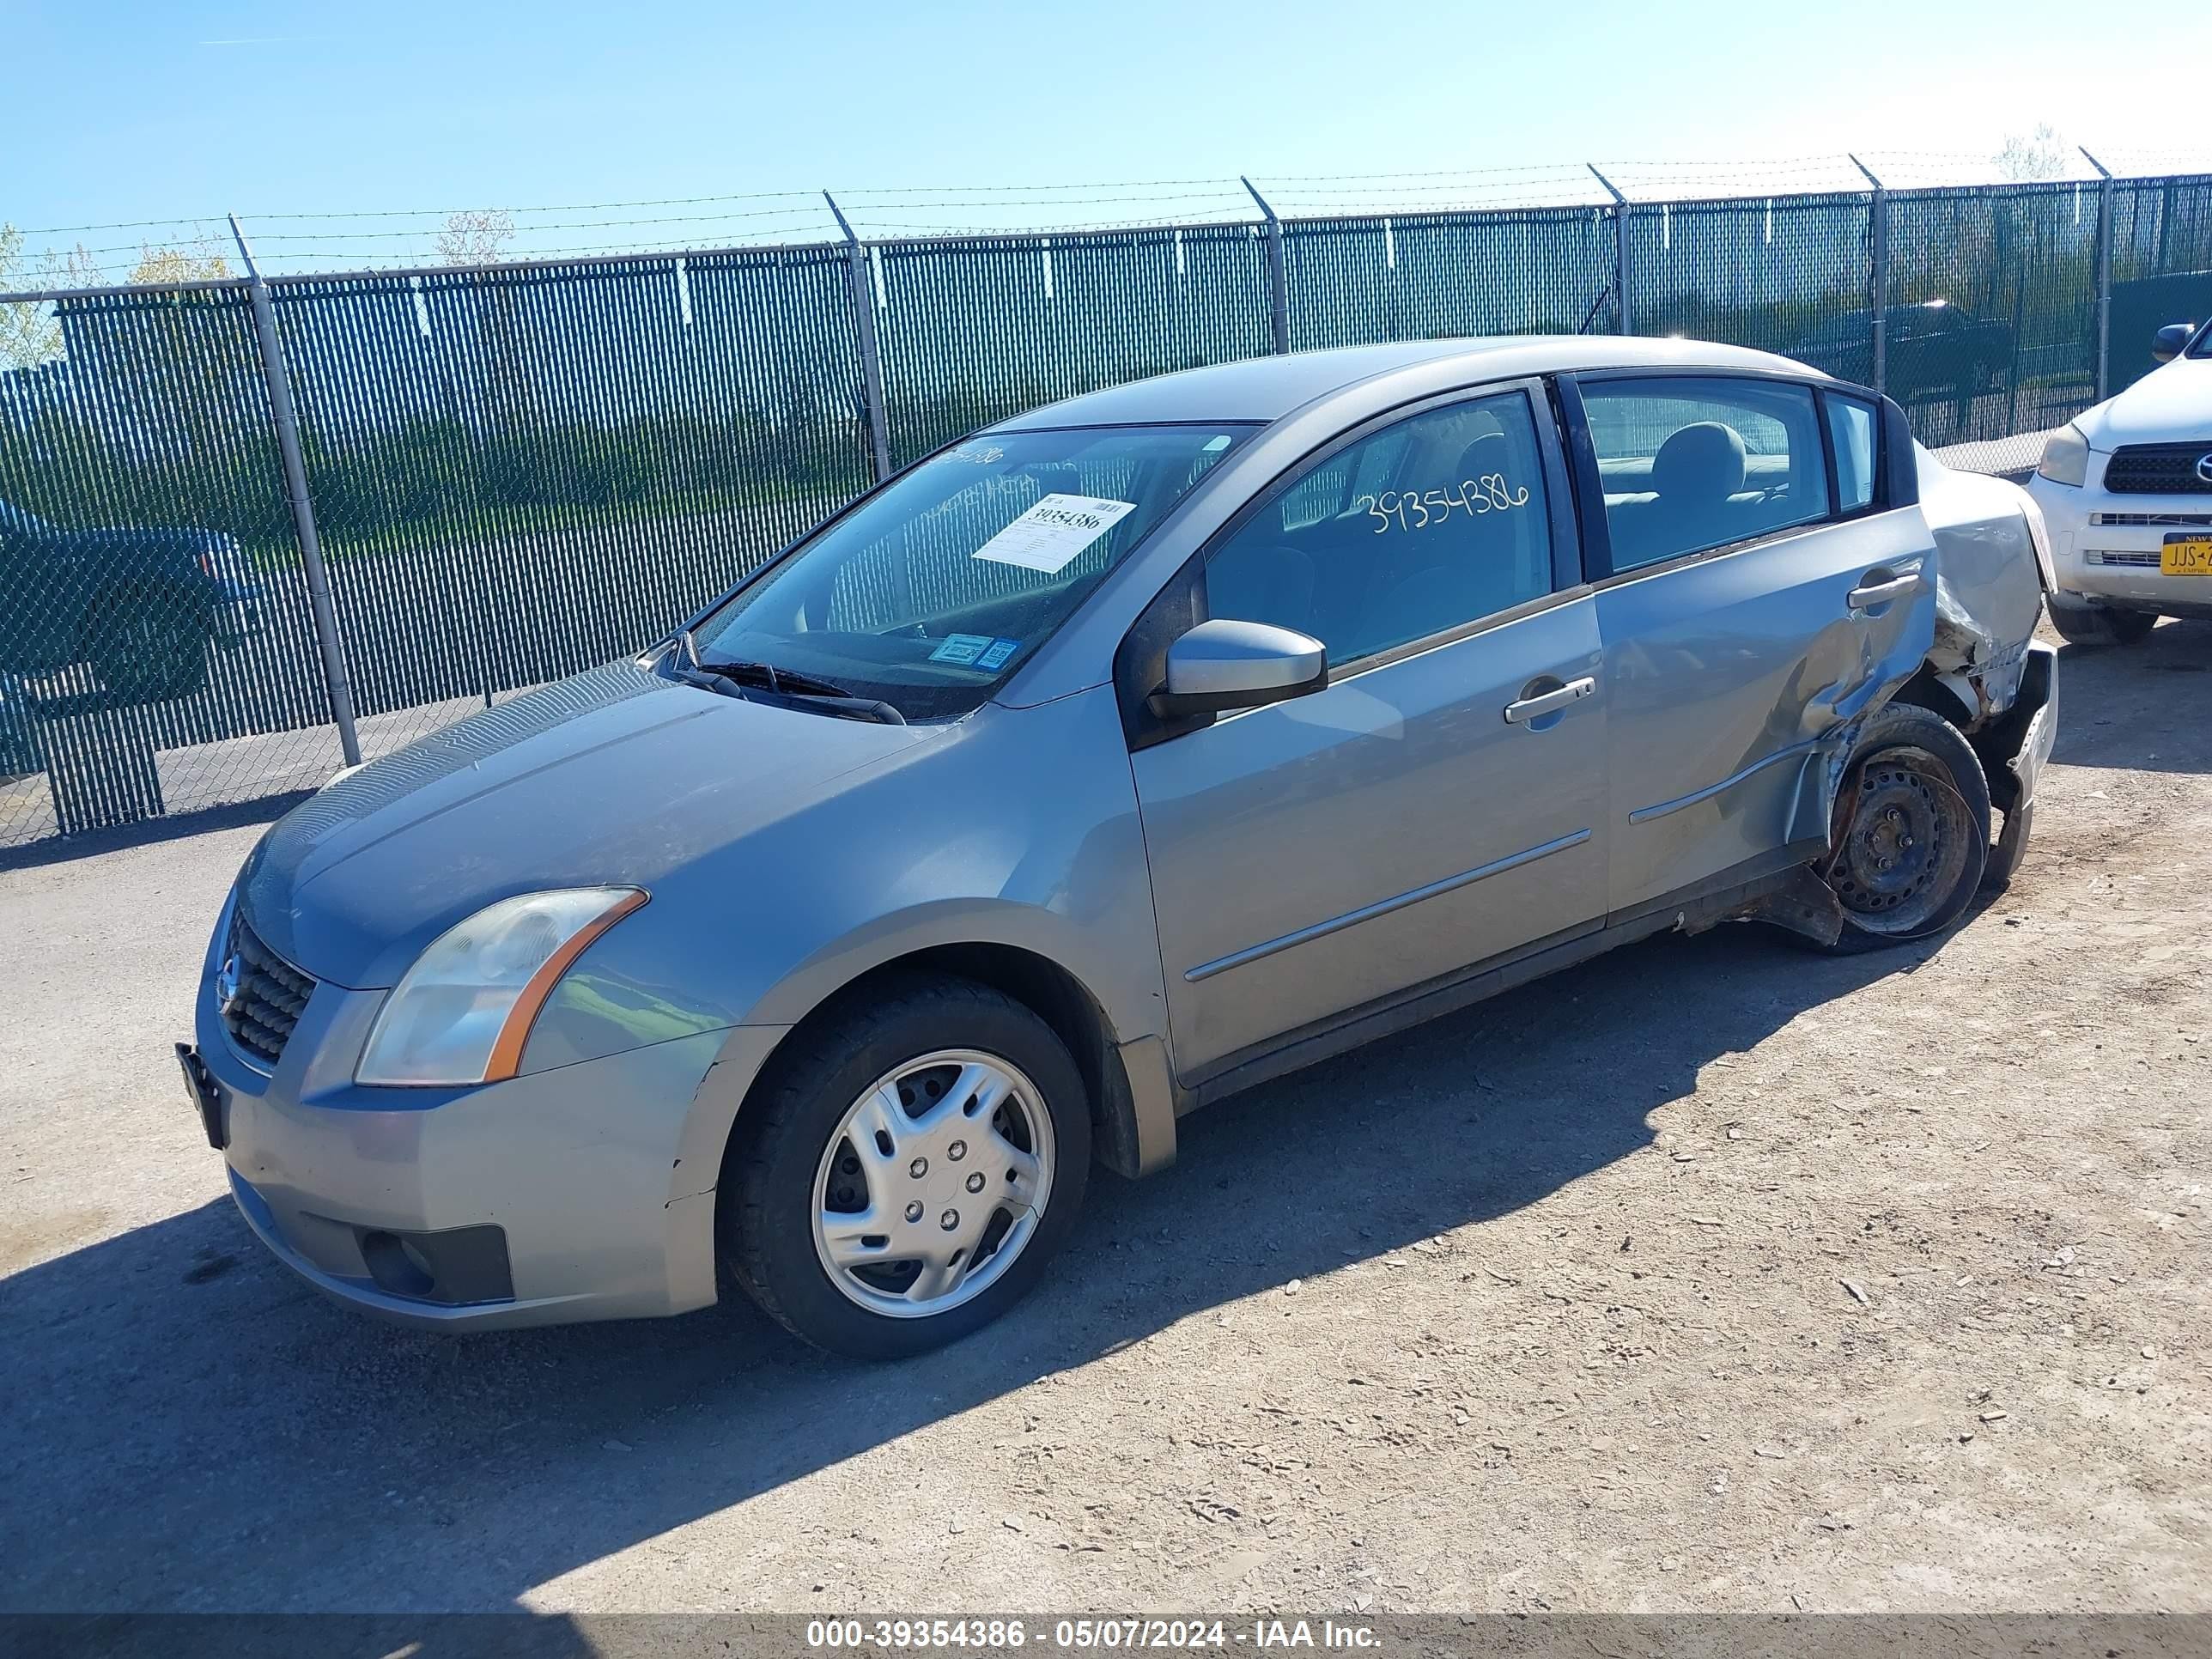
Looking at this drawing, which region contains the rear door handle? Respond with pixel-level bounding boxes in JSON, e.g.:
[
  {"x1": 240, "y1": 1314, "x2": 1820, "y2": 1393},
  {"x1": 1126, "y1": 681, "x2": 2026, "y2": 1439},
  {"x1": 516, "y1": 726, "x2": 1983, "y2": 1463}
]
[
  {"x1": 1847, "y1": 571, "x2": 1925, "y2": 611},
  {"x1": 1503, "y1": 676, "x2": 1596, "y2": 726}
]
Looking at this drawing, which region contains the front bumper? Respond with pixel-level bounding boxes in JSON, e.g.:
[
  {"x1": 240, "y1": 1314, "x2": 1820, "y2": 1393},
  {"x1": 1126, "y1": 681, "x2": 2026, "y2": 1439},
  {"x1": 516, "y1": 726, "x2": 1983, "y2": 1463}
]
[
  {"x1": 1990, "y1": 641, "x2": 2058, "y2": 813},
  {"x1": 191, "y1": 915, "x2": 775, "y2": 1331},
  {"x1": 2027, "y1": 471, "x2": 2212, "y2": 617}
]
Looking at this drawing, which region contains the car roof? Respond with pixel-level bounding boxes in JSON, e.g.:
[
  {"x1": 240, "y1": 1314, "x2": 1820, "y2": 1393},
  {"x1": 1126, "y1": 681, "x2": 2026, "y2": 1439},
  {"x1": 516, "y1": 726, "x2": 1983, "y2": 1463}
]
[{"x1": 988, "y1": 335, "x2": 1824, "y2": 430}]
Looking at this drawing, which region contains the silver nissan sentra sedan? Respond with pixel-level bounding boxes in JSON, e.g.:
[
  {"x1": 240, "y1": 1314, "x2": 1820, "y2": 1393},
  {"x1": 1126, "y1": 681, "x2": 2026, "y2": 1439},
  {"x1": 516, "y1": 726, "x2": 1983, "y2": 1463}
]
[{"x1": 181, "y1": 337, "x2": 2057, "y2": 1357}]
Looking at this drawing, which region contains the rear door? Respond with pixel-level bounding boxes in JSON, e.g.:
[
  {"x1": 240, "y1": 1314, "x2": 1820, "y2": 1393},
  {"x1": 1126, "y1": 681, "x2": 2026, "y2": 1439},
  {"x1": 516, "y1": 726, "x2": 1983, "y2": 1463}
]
[
  {"x1": 1564, "y1": 373, "x2": 1936, "y2": 916},
  {"x1": 1127, "y1": 382, "x2": 1608, "y2": 1080}
]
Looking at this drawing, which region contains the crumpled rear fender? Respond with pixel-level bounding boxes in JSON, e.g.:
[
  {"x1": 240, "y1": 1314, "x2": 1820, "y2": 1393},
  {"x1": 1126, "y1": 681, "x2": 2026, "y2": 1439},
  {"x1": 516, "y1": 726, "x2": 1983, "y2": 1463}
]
[{"x1": 1916, "y1": 453, "x2": 2051, "y2": 726}]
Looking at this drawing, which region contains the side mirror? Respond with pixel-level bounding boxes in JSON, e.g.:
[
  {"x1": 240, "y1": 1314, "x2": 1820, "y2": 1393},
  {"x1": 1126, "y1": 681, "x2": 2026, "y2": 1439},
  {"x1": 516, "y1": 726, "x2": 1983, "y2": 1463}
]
[
  {"x1": 2153, "y1": 322, "x2": 2195, "y2": 364},
  {"x1": 1150, "y1": 618, "x2": 1327, "y2": 720}
]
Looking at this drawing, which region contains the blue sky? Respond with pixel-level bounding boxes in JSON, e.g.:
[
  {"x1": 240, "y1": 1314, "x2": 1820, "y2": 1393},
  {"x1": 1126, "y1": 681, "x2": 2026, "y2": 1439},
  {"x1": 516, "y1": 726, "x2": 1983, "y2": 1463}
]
[{"x1": 5, "y1": 0, "x2": 2205, "y2": 278}]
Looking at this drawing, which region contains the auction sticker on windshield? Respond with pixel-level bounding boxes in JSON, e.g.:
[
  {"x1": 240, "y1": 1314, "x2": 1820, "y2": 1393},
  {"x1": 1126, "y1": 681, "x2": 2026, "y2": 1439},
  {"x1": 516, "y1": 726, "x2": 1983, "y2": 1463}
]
[{"x1": 972, "y1": 494, "x2": 1137, "y2": 574}]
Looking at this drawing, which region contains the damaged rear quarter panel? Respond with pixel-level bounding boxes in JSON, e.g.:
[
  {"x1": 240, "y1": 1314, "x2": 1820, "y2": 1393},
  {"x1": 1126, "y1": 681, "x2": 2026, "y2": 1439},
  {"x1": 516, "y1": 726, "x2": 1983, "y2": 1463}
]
[{"x1": 1915, "y1": 451, "x2": 2049, "y2": 723}]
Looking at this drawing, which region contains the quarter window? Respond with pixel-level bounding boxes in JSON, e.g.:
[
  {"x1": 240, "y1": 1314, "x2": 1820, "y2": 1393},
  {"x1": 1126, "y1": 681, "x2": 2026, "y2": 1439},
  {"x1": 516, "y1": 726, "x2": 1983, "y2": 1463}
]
[
  {"x1": 1825, "y1": 393, "x2": 1879, "y2": 513},
  {"x1": 1204, "y1": 391, "x2": 1555, "y2": 668},
  {"x1": 1579, "y1": 377, "x2": 1832, "y2": 572}
]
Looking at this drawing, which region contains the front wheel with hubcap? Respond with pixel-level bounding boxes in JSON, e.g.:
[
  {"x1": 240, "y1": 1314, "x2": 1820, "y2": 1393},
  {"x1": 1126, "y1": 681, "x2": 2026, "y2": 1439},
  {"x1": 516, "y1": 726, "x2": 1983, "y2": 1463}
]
[
  {"x1": 720, "y1": 974, "x2": 1090, "y2": 1358},
  {"x1": 1813, "y1": 702, "x2": 1992, "y2": 954}
]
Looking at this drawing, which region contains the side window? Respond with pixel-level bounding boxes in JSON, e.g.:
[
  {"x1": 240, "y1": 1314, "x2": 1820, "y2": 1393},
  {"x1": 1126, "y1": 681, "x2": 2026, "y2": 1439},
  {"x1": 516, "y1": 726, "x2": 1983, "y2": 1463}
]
[
  {"x1": 1579, "y1": 376, "x2": 1832, "y2": 573},
  {"x1": 1275, "y1": 427, "x2": 1412, "y2": 533},
  {"x1": 1825, "y1": 394, "x2": 1878, "y2": 513},
  {"x1": 1204, "y1": 390, "x2": 1555, "y2": 668}
]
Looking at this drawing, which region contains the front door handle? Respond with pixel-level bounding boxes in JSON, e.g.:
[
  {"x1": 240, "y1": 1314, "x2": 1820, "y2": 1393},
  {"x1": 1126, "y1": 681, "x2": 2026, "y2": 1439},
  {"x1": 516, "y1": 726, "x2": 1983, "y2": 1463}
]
[
  {"x1": 1847, "y1": 571, "x2": 1924, "y2": 612},
  {"x1": 1503, "y1": 676, "x2": 1596, "y2": 726}
]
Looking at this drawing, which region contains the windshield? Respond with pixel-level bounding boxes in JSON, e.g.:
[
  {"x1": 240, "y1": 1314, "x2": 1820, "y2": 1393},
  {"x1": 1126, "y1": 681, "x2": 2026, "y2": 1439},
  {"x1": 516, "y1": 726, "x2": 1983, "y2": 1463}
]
[{"x1": 689, "y1": 423, "x2": 1254, "y2": 720}]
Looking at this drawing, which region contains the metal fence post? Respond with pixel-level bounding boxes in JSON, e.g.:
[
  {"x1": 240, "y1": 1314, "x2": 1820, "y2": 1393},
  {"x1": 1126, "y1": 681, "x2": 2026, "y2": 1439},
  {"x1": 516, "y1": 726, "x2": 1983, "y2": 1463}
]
[
  {"x1": 1243, "y1": 177, "x2": 1291, "y2": 354},
  {"x1": 2081, "y1": 149, "x2": 2114, "y2": 402},
  {"x1": 1850, "y1": 155, "x2": 1887, "y2": 395},
  {"x1": 1588, "y1": 167, "x2": 1633, "y2": 335},
  {"x1": 825, "y1": 192, "x2": 894, "y2": 483},
  {"x1": 228, "y1": 214, "x2": 361, "y2": 768}
]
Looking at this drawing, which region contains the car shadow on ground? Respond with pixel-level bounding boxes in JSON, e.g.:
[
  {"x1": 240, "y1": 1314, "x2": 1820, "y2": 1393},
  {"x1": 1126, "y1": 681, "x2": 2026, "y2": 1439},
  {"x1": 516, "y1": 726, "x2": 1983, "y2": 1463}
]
[
  {"x1": 2051, "y1": 617, "x2": 2212, "y2": 775},
  {"x1": 4, "y1": 915, "x2": 1949, "y2": 1620},
  {"x1": 0, "y1": 789, "x2": 308, "y2": 875}
]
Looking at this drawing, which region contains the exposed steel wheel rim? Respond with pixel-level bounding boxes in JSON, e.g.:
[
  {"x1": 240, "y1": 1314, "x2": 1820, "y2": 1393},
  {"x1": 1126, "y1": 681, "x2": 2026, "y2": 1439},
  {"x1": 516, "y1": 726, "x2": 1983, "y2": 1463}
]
[
  {"x1": 1825, "y1": 747, "x2": 1974, "y2": 936},
  {"x1": 811, "y1": 1048, "x2": 1055, "y2": 1319}
]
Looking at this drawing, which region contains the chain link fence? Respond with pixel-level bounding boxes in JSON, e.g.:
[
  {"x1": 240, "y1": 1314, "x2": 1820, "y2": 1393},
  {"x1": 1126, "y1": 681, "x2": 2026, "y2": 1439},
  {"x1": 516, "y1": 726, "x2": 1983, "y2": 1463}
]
[{"x1": 4, "y1": 167, "x2": 2209, "y2": 850}]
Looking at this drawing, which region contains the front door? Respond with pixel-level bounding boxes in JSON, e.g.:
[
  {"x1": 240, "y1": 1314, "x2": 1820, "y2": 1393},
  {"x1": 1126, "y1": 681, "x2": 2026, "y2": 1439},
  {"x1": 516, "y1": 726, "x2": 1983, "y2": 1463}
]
[
  {"x1": 1129, "y1": 385, "x2": 1608, "y2": 1081},
  {"x1": 1569, "y1": 374, "x2": 1939, "y2": 915}
]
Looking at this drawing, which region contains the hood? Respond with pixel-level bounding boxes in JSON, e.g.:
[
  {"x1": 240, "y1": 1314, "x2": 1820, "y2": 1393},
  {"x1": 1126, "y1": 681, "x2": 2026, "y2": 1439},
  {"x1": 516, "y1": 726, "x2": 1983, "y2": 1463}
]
[
  {"x1": 239, "y1": 659, "x2": 930, "y2": 988},
  {"x1": 2082, "y1": 356, "x2": 2212, "y2": 448}
]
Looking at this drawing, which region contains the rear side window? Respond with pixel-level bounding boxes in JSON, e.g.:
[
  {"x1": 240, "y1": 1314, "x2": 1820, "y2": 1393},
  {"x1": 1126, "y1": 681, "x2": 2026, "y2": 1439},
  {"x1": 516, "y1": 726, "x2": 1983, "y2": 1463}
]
[
  {"x1": 1580, "y1": 376, "x2": 1831, "y2": 572},
  {"x1": 1825, "y1": 393, "x2": 1879, "y2": 513},
  {"x1": 1203, "y1": 390, "x2": 1556, "y2": 668}
]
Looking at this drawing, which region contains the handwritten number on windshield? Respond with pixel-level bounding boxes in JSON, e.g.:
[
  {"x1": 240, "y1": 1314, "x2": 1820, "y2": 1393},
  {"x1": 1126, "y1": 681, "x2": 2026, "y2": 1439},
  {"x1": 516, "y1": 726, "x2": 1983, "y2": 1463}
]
[{"x1": 1356, "y1": 476, "x2": 1529, "y2": 532}]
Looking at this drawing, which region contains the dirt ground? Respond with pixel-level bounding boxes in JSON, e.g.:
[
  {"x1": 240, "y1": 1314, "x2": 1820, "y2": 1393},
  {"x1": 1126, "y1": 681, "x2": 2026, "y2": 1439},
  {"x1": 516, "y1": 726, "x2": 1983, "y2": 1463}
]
[{"x1": 0, "y1": 618, "x2": 2205, "y2": 1616}]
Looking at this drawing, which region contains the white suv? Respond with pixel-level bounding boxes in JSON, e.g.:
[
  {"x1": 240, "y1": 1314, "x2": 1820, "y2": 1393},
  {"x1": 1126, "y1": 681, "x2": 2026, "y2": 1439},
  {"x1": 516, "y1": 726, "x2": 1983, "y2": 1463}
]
[{"x1": 2027, "y1": 319, "x2": 2212, "y2": 646}]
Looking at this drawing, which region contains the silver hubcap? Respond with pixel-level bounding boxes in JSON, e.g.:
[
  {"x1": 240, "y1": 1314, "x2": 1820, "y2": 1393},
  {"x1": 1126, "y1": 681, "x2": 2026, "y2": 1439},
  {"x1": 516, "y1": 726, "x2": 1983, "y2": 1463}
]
[{"x1": 811, "y1": 1048, "x2": 1054, "y2": 1319}]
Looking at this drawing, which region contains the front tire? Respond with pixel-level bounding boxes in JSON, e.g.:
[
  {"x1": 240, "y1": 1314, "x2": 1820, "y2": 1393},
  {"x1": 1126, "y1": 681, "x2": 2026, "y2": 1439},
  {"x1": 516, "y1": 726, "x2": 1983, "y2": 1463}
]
[
  {"x1": 1814, "y1": 703, "x2": 1992, "y2": 955},
  {"x1": 2050, "y1": 603, "x2": 2157, "y2": 648},
  {"x1": 719, "y1": 974, "x2": 1091, "y2": 1358}
]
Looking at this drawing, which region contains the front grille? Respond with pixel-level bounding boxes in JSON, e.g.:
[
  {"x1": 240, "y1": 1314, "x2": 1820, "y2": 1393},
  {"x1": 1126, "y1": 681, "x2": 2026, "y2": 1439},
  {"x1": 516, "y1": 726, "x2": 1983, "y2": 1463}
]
[
  {"x1": 2087, "y1": 550, "x2": 2162, "y2": 567},
  {"x1": 2104, "y1": 443, "x2": 2212, "y2": 495},
  {"x1": 222, "y1": 913, "x2": 317, "y2": 1067},
  {"x1": 2093, "y1": 511, "x2": 2212, "y2": 528}
]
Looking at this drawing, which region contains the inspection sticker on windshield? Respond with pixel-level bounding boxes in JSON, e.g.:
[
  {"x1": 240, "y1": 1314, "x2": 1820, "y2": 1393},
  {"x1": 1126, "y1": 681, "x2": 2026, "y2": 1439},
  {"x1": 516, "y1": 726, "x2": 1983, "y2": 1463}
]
[
  {"x1": 971, "y1": 494, "x2": 1137, "y2": 574},
  {"x1": 928, "y1": 633, "x2": 995, "y2": 665}
]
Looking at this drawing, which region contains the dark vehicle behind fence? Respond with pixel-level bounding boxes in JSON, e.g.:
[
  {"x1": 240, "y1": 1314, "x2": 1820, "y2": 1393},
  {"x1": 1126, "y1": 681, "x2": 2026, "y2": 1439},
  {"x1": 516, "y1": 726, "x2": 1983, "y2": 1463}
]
[
  {"x1": 0, "y1": 498, "x2": 263, "y2": 705},
  {"x1": 1791, "y1": 301, "x2": 2015, "y2": 415}
]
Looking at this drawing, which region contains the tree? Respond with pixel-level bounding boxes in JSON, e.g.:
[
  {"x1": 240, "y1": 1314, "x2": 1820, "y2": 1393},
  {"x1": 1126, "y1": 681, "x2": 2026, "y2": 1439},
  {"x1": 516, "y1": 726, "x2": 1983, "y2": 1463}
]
[
  {"x1": 436, "y1": 209, "x2": 516, "y2": 266},
  {"x1": 126, "y1": 240, "x2": 229, "y2": 285},
  {"x1": 1996, "y1": 124, "x2": 2070, "y2": 183},
  {"x1": 1, "y1": 224, "x2": 63, "y2": 369},
  {"x1": 3, "y1": 229, "x2": 238, "y2": 370},
  {"x1": 432, "y1": 210, "x2": 540, "y2": 452}
]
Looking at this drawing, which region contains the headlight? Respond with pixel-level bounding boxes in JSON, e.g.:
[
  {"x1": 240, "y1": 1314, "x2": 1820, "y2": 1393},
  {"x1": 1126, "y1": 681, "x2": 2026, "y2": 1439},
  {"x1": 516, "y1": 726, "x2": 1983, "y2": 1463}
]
[
  {"x1": 356, "y1": 887, "x2": 647, "y2": 1086},
  {"x1": 2035, "y1": 425, "x2": 2089, "y2": 488}
]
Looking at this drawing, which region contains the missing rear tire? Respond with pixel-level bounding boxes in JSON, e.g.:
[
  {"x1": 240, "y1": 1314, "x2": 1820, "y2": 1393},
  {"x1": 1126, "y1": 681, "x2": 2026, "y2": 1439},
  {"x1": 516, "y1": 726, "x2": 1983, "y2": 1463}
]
[{"x1": 1812, "y1": 703, "x2": 1990, "y2": 955}]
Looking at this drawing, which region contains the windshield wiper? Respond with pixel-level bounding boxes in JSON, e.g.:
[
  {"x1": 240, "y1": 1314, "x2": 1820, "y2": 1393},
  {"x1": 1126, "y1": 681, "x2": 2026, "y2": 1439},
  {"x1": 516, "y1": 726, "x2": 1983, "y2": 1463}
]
[
  {"x1": 690, "y1": 658, "x2": 842, "y2": 698},
  {"x1": 678, "y1": 654, "x2": 906, "y2": 726}
]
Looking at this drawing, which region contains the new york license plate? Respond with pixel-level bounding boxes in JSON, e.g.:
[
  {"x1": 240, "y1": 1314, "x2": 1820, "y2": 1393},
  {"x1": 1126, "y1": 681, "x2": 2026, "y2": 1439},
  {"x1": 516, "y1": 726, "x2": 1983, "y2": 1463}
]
[{"x1": 2160, "y1": 535, "x2": 2212, "y2": 575}]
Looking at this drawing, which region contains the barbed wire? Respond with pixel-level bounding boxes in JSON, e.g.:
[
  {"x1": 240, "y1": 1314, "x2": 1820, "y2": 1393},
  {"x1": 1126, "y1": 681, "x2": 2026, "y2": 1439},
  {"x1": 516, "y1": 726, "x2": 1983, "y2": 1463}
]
[
  {"x1": 251, "y1": 206, "x2": 842, "y2": 241},
  {"x1": 9, "y1": 148, "x2": 2212, "y2": 292},
  {"x1": 841, "y1": 175, "x2": 1243, "y2": 197},
  {"x1": 11, "y1": 215, "x2": 231, "y2": 236},
  {"x1": 247, "y1": 227, "x2": 843, "y2": 264},
  {"x1": 246, "y1": 189, "x2": 823, "y2": 220}
]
